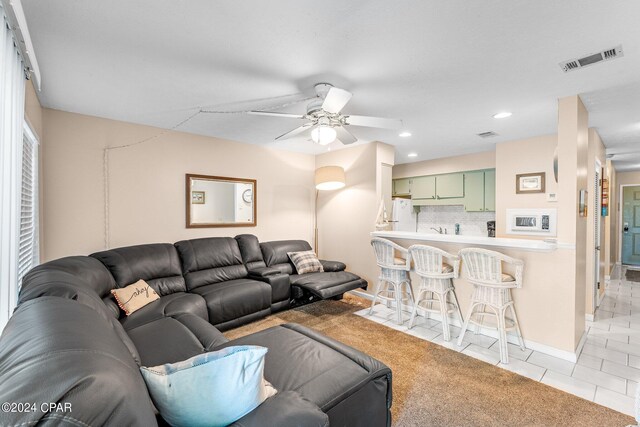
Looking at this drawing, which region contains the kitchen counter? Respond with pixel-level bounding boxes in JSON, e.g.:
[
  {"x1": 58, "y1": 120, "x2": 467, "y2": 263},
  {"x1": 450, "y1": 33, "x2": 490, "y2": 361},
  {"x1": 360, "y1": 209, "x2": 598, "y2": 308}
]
[{"x1": 371, "y1": 230, "x2": 561, "y2": 252}]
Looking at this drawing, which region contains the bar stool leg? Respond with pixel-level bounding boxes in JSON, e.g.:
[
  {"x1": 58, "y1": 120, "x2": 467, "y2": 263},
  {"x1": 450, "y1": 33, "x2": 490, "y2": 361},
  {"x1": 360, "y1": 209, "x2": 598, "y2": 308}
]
[
  {"x1": 369, "y1": 278, "x2": 383, "y2": 315},
  {"x1": 437, "y1": 292, "x2": 451, "y2": 341},
  {"x1": 509, "y1": 303, "x2": 526, "y2": 351},
  {"x1": 394, "y1": 282, "x2": 403, "y2": 324},
  {"x1": 450, "y1": 289, "x2": 464, "y2": 326},
  {"x1": 409, "y1": 289, "x2": 425, "y2": 328},
  {"x1": 474, "y1": 304, "x2": 485, "y2": 335},
  {"x1": 457, "y1": 301, "x2": 478, "y2": 346},
  {"x1": 497, "y1": 306, "x2": 509, "y2": 364}
]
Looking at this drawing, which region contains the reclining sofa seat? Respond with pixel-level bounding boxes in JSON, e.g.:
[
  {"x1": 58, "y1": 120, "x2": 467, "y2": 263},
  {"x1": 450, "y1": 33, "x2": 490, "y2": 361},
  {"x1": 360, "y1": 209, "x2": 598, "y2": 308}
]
[
  {"x1": 174, "y1": 237, "x2": 272, "y2": 331},
  {"x1": 258, "y1": 238, "x2": 369, "y2": 300},
  {"x1": 91, "y1": 244, "x2": 227, "y2": 366}
]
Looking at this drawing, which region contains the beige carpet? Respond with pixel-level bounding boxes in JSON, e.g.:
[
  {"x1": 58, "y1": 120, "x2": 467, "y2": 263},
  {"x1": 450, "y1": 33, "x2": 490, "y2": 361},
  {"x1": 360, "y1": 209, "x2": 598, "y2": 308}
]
[{"x1": 225, "y1": 295, "x2": 634, "y2": 427}]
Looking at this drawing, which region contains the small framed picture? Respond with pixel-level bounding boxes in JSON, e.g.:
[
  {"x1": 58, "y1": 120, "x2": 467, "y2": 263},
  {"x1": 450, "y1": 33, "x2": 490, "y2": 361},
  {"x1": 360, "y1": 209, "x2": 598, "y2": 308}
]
[
  {"x1": 516, "y1": 172, "x2": 545, "y2": 194},
  {"x1": 191, "y1": 191, "x2": 205, "y2": 204}
]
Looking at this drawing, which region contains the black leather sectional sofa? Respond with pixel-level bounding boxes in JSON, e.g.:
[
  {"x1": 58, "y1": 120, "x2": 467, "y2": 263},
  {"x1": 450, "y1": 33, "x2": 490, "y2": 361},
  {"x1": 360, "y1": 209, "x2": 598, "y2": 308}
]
[{"x1": 0, "y1": 235, "x2": 391, "y2": 427}]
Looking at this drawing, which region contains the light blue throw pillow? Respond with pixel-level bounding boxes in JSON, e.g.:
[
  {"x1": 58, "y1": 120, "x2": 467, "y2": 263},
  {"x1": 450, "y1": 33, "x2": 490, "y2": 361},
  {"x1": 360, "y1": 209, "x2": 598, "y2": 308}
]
[{"x1": 140, "y1": 346, "x2": 273, "y2": 427}]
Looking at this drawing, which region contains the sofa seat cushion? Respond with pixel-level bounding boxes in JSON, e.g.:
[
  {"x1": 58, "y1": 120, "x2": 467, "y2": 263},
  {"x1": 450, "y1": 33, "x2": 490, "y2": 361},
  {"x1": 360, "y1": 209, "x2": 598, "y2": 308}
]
[
  {"x1": 289, "y1": 272, "x2": 367, "y2": 299},
  {"x1": 191, "y1": 279, "x2": 271, "y2": 328},
  {"x1": 127, "y1": 314, "x2": 228, "y2": 367},
  {"x1": 119, "y1": 292, "x2": 208, "y2": 330},
  {"x1": 217, "y1": 324, "x2": 391, "y2": 414}
]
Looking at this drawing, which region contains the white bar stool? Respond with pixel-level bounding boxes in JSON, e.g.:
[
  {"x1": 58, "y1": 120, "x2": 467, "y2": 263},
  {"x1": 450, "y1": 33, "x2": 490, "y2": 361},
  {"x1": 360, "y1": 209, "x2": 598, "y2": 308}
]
[
  {"x1": 457, "y1": 248, "x2": 525, "y2": 364},
  {"x1": 370, "y1": 237, "x2": 415, "y2": 324},
  {"x1": 408, "y1": 245, "x2": 464, "y2": 341}
]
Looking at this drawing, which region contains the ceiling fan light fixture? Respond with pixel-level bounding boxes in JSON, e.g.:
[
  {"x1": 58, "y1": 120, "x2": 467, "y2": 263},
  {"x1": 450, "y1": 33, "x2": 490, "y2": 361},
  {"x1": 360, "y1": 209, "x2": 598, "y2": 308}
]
[{"x1": 311, "y1": 125, "x2": 337, "y2": 145}]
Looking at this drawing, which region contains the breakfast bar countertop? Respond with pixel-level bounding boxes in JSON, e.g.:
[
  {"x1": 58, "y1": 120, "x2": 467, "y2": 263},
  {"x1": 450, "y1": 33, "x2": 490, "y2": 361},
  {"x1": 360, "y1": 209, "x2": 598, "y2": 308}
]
[{"x1": 371, "y1": 230, "x2": 562, "y2": 252}]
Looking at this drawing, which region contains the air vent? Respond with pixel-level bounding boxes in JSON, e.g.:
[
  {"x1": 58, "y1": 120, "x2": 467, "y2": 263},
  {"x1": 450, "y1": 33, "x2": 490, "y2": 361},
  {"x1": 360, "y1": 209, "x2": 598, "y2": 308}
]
[
  {"x1": 559, "y1": 45, "x2": 623, "y2": 72},
  {"x1": 477, "y1": 131, "x2": 498, "y2": 138}
]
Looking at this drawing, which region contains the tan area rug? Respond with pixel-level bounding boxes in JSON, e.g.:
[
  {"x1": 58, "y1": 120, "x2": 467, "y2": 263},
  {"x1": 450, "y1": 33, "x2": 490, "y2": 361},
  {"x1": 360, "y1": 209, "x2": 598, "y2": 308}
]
[{"x1": 225, "y1": 295, "x2": 634, "y2": 427}]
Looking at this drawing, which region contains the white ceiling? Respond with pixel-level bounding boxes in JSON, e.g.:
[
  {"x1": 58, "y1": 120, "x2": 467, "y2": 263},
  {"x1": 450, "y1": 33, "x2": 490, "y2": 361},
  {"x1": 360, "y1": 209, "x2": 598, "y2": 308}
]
[{"x1": 21, "y1": 1, "x2": 640, "y2": 170}]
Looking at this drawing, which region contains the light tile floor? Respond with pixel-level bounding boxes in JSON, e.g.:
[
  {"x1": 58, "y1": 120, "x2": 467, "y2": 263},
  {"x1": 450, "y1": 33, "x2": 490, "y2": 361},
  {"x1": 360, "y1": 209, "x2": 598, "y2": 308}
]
[{"x1": 353, "y1": 265, "x2": 640, "y2": 418}]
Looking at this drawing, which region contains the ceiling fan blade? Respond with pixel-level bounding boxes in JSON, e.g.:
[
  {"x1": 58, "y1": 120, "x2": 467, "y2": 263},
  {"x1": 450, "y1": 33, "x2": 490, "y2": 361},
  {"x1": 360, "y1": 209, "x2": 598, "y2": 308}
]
[
  {"x1": 344, "y1": 115, "x2": 403, "y2": 129},
  {"x1": 274, "y1": 123, "x2": 314, "y2": 141},
  {"x1": 335, "y1": 126, "x2": 358, "y2": 145},
  {"x1": 321, "y1": 87, "x2": 352, "y2": 114},
  {"x1": 248, "y1": 111, "x2": 306, "y2": 119}
]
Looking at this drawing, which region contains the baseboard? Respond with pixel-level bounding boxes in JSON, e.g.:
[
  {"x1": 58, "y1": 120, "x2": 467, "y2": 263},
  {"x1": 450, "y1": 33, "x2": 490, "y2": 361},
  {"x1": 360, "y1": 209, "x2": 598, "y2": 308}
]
[{"x1": 350, "y1": 290, "x2": 580, "y2": 362}]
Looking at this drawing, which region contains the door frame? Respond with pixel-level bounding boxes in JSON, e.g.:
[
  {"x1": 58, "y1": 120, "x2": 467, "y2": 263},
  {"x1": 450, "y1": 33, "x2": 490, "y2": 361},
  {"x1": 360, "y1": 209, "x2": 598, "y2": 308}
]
[
  {"x1": 618, "y1": 183, "x2": 640, "y2": 266},
  {"x1": 593, "y1": 159, "x2": 602, "y2": 310}
]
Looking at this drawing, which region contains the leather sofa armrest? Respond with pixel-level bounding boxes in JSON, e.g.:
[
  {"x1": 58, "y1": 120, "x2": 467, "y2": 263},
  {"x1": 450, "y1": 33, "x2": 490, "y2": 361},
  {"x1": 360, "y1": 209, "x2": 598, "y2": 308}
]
[
  {"x1": 249, "y1": 273, "x2": 291, "y2": 304},
  {"x1": 320, "y1": 260, "x2": 346, "y2": 272},
  {"x1": 248, "y1": 266, "x2": 281, "y2": 277},
  {"x1": 229, "y1": 391, "x2": 329, "y2": 427}
]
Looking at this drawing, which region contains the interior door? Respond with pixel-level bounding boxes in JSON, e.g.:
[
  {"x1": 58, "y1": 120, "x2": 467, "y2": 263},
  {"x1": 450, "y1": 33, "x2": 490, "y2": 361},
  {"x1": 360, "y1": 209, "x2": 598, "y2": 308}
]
[
  {"x1": 622, "y1": 185, "x2": 640, "y2": 265},
  {"x1": 593, "y1": 166, "x2": 601, "y2": 308}
]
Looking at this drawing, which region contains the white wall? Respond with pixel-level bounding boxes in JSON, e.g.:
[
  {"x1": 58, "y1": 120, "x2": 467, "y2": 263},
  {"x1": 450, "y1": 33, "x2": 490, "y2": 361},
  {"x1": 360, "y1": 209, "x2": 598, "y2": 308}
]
[{"x1": 41, "y1": 109, "x2": 316, "y2": 260}]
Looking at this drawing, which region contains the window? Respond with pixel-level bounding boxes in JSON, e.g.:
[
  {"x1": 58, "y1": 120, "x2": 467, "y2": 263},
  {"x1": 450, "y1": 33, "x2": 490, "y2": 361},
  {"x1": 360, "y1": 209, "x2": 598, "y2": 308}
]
[{"x1": 17, "y1": 123, "x2": 39, "y2": 288}]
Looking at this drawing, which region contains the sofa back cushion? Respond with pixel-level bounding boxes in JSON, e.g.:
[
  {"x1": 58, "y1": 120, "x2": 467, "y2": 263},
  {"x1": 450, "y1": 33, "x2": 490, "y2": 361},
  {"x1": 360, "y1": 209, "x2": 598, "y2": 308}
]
[
  {"x1": 19, "y1": 256, "x2": 118, "y2": 321},
  {"x1": 92, "y1": 244, "x2": 186, "y2": 296},
  {"x1": 175, "y1": 237, "x2": 248, "y2": 291},
  {"x1": 0, "y1": 297, "x2": 156, "y2": 426},
  {"x1": 260, "y1": 240, "x2": 312, "y2": 274},
  {"x1": 235, "y1": 234, "x2": 266, "y2": 270}
]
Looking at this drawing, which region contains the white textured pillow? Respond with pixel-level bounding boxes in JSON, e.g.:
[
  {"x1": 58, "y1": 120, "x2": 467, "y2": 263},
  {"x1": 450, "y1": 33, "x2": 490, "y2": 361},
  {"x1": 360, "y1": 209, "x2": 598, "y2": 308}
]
[
  {"x1": 287, "y1": 250, "x2": 324, "y2": 274},
  {"x1": 140, "y1": 346, "x2": 276, "y2": 427},
  {"x1": 111, "y1": 279, "x2": 159, "y2": 316}
]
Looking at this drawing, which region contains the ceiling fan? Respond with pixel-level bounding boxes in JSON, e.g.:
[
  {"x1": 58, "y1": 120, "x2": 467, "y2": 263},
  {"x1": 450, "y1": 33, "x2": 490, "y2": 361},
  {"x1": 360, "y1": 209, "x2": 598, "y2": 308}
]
[{"x1": 247, "y1": 83, "x2": 403, "y2": 145}]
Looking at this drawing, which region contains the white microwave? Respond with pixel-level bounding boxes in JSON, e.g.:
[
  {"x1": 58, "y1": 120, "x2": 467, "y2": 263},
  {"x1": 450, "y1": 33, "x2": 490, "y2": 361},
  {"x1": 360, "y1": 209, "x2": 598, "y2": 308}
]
[{"x1": 506, "y1": 209, "x2": 557, "y2": 236}]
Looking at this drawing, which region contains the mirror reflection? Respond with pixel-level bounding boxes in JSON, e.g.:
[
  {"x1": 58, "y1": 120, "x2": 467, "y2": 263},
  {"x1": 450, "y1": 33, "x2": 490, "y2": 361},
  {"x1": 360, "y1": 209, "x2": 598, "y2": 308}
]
[{"x1": 186, "y1": 174, "x2": 256, "y2": 228}]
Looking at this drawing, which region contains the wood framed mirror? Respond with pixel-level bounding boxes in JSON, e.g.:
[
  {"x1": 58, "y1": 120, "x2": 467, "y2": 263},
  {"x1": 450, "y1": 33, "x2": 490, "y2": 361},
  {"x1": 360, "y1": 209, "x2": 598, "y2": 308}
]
[{"x1": 186, "y1": 174, "x2": 256, "y2": 228}]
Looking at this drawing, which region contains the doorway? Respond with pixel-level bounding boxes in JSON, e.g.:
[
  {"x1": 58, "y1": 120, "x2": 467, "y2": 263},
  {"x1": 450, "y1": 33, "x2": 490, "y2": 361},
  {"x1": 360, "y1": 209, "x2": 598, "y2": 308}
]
[{"x1": 622, "y1": 185, "x2": 640, "y2": 266}]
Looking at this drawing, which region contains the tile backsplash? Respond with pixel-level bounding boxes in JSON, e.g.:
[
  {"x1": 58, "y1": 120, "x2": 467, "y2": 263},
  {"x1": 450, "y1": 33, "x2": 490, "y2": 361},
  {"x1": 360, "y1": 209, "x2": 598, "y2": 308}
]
[{"x1": 417, "y1": 205, "x2": 496, "y2": 236}]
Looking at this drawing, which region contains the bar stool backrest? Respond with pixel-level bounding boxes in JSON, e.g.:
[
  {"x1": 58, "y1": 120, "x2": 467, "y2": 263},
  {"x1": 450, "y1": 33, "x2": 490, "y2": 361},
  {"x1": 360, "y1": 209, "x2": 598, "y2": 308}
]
[
  {"x1": 458, "y1": 247, "x2": 524, "y2": 288},
  {"x1": 371, "y1": 238, "x2": 410, "y2": 271},
  {"x1": 408, "y1": 244, "x2": 459, "y2": 279}
]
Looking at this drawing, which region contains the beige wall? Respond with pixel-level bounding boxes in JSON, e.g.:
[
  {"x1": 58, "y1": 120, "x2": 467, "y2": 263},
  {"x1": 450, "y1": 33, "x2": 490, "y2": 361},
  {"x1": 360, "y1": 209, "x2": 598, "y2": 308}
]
[
  {"x1": 316, "y1": 142, "x2": 392, "y2": 288},
  {"x1": 393, "y1": 150, "x2": 495, "y2": 179},
  {"x1": 495, "y1": 134, "x2": 558, "y2": 239},
  {"x1": 615, "y1": 171, "x2": 640, "y2": 264},
  {"x1": 557, "y1": 95, "x2": 588, "y2": 346},
  {"x1": 41, "y1": 109, "x2": 315, "y2": 260}
]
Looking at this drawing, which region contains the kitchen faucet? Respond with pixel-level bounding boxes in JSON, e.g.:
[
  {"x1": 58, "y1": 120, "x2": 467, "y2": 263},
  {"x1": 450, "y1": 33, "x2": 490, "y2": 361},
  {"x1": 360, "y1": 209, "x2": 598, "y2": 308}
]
[{"x1": 430, "y1": 227, "x2": 444, "y2": 234}]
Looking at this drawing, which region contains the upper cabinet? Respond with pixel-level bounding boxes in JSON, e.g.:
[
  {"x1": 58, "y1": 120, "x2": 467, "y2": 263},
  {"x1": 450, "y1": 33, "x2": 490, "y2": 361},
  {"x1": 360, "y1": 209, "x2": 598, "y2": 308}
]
[
  {"x1": 392, "y1": 178, "x2": 411, "y2": 196},
  {"x1": 411, "y1": 176, "x2": 436, "y2": 199},
  {"x1": 484, "y1": 169, "x2": 496, "y2": 212},
  {"x1": 393, "y1": 168, "x2": 495, "y2": 212},
  {"x1": 435, "y1": 173, "x2": 464, "y2": 199},
  {"x1": 463, "y1": 171, "x2": 485, "y2": 211}
]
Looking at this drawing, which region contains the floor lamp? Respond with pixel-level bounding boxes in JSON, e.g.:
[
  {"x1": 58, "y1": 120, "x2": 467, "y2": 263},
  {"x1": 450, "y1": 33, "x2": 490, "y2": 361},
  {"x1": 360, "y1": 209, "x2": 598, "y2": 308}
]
[{"x1": 314, "y1": 166, "x2": 346, "y2": 254}]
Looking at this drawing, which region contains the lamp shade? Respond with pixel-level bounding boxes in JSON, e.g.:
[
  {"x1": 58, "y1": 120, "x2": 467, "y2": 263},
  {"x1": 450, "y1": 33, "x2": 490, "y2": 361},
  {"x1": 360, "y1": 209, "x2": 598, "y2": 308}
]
[{"x1": 315, "y1": 166, "x2": 345, "y2": 191}]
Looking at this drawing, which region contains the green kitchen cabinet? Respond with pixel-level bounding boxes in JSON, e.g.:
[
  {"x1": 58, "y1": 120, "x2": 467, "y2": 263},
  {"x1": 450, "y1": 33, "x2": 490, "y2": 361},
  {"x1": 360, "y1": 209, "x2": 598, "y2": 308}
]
[
  {"x1": 435, "y1": 173, "x2": 464, "y2": 199},
  {"x1": 393, "y1": 178, "x2": 411, "y2": 196},
  {"x1": 411, "y1": 175, "x2": 436, "y2": 199},
  {"x1": 484, "y1": 169, "x2": 496, "y2": 212},
  {"x1": 464, "y1": 171, "x2": 485, "y2": 211}
]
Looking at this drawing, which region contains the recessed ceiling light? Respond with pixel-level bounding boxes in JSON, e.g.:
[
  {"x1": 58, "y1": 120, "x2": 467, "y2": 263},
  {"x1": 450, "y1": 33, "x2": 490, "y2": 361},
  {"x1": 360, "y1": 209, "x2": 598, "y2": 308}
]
[
  {"x1": 493, "y1": 112, "x2": 512, "y2": 119},
  {"x1": 408, "y1": 153, "x2": 418, "y2": 158},
  {"x1": 399, "y1": 131, "x2": 412, "y2": 137}
]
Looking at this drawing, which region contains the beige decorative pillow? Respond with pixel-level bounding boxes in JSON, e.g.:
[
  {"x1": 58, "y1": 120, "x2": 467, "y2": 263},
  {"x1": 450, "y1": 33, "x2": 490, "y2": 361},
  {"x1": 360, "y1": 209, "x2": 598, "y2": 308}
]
[
  {"x1": 287, "y1": 250, "x2": 324, "y2": 275},
  {"x1": 111, "y1": 279, "x2": 159, "y2": 316}
]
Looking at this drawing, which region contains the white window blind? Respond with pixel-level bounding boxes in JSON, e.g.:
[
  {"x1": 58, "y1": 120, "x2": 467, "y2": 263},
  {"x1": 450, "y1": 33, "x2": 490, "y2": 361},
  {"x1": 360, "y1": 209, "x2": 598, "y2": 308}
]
[
  {"x1": 17, "y1": 123, "x2": 39, "y2": 288},
  {"x1": 0, "y1": 3, "x2": 28, "y2": 331}
]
